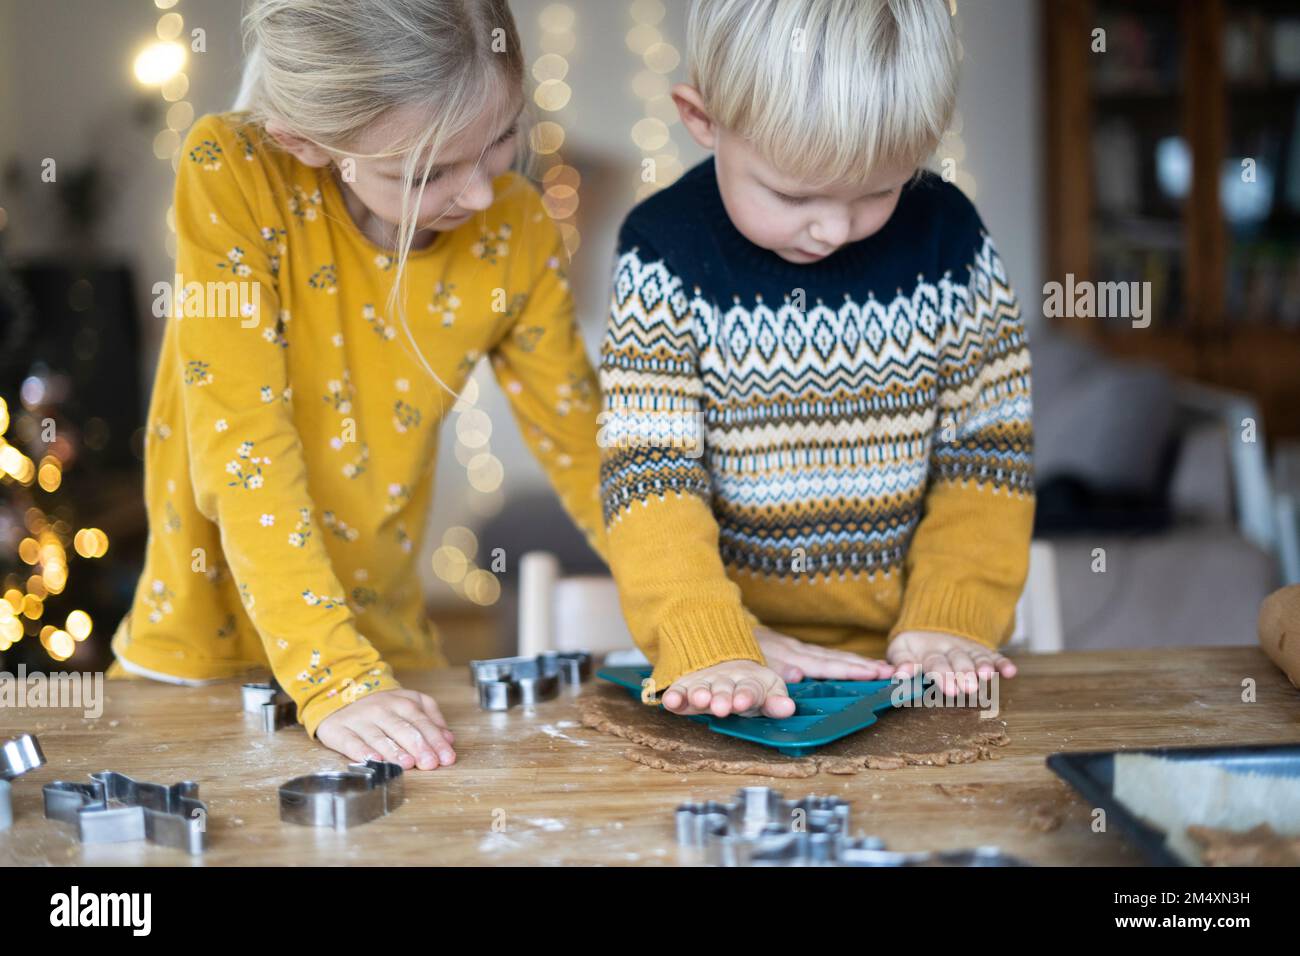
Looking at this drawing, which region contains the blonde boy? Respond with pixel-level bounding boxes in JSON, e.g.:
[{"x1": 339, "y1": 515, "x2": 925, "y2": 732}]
[{"x1": 599, "y1": 0, "x2": 1033, "y2": 717}]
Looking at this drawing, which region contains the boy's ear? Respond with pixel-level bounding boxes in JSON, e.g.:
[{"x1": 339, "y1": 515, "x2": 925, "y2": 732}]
[
  {"x1": 672, "y1": 84, "x2": 718, "y2": 151},
  {"x1": 264, "y1": 119, "x2": 334, "y2": 167}
]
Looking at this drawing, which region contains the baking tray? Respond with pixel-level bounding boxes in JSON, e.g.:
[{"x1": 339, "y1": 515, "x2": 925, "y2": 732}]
[
  {"x1": 1047, "y1": 743, "x2": 1300, "y2": 866},
  {"x1": 597, "y1": 666, "x2": 918, "y2": 757}
]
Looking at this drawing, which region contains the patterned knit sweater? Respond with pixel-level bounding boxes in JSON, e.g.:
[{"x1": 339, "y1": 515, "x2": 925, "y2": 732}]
[{"x1": 599, "y1": 157, "x2": 1034, "y2": 693}]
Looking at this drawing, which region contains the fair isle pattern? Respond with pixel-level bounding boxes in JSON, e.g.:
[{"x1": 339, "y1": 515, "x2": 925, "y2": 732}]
[{"x1": 599, "y1": 232, "x2": 1033, "y2": 582}]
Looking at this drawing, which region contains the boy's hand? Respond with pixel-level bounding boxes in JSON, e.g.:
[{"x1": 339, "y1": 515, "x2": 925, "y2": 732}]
[
  {"x1": 755, "y1": 626, "x2": 896, "y2": 683},
  {"x1": 660, "y1": 660, "x2": 796, "y2": 718},
  {"x1": 886, "y1": 629, "x2": 1017, "y2": 696},
  {"x1": 315, "y1": 689, "x2": 456, "y2": 771}
]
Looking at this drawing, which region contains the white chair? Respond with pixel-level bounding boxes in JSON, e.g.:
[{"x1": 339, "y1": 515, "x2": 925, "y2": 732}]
[
  {"x1": 516, "y1": 539, "x2": 1064, "y2": 658},
  {"x1": 516, "y1": 551, "x2": 635, "y2": 658},
  {"x1": 1006, "y1": 540, "x2": 1064, "y2": 653}
]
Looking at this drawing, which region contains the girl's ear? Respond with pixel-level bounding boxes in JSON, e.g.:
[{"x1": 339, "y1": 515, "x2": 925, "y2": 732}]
[
  {"x1": 672, "y1": 84, "x2": 717, "y2": 151},
  {"x1": 264, "y1": 119, "x2": 334, "y2": 167}
]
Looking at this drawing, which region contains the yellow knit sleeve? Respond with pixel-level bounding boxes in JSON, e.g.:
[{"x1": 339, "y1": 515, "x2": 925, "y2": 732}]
[
  {"x1": 599, "y1": 228, "x2": 764, "y2": 696},
  {"x1": 889, "y1": 233, "x2": 1036, "y2": 649},
  {"x1": 488, "y1": 176, "x2": 608, "y2": 563},
  {"x1": 173, "y1": 115, "x2": 400, "y2": 736}
]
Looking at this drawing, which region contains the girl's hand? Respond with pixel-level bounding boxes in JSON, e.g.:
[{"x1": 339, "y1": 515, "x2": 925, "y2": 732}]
[
  {"x1": 315, "y1": 689, "x2": 456, "y2": 770},
  {"x1": 886, "y1": 629, "x2": 1017, "y2": 696},
  {"x1": 755, "y1": 625, "x2": 896, "y2": 683},
  {"x1": 660, "y1": 659, "x2": 796, "y2": 718}
]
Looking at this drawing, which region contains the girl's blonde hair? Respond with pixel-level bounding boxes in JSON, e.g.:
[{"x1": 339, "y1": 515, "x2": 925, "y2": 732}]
[
  {"x1": 687, "y1": 0, "x2": 957, "y2": 189},
  {"x1": 234, "y1": 0, "x2": 530, "y2": 395}
]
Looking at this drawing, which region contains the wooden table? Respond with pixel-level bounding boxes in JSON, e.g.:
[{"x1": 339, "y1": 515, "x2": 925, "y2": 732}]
[{"x1": 2, "y1": 646, "x2": 1297, "y2": 866}]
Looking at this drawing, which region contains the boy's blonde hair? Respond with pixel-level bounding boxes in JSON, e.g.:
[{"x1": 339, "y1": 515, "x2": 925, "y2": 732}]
[
  {"x1": 234, "y1": 0, "x2": 530, "y2": 395},
  {"x1": 687, "y1": 0, "x2": 957, "y2": 188}
]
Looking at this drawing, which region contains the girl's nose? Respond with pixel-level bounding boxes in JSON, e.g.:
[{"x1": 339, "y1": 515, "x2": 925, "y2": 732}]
[{"x1": 458, "y1": 171, "x2": 495, "y2": 211}]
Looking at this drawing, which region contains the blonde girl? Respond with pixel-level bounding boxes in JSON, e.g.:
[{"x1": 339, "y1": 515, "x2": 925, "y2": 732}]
[{"x1": 110, "y1": 0, "x2": 606, "y2": 769}]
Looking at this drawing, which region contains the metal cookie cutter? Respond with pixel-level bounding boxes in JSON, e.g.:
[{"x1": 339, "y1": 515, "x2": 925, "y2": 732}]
[
  {"x1": 43, "y1": 771, "x2": 209, "y2": 854},
  {"x1": 1, "y1": 734, "x2": 47, "y2": 832},
  {"x1": 1, "y1": 733, "x2": 46, "y2": 780},
  {"x1": 676, "y1": 787, "x2": 1028, "y2": 867},
  {"x1": 468, "y1": 651, "x2": 591, "y2": 711},
  {"x1": 241, "y1": 678, "x2": 296, "y2": 731},
  {"x1": 279, "y1": 759, "x2": 404, "y2": 830}
]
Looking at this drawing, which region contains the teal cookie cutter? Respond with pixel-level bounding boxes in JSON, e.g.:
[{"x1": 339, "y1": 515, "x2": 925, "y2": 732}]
[{"x1": 597, "y1": 666, "x2": 918, "y2": 757}]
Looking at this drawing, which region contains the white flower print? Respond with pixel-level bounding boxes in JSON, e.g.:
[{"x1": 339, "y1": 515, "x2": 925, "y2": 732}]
[
  {"x1": 321, "y1": 511, "x2": 359, "y2": 542},
  {"x1": 288, "y1": 508, "x2": 311, "y2": 548},
  {"x1": 215, "y1": 419, "x2": 228, "y2": 432},
  {"x1": 223, "y1": 247, "x2": 252, "y2": 278},
  {"x1": 301, "y1": 589, "x2": 345, "y2": 610},
  {"x1": 297, "y1": 649, "x2": 332, "y2": 688},
  {"x1": 427, "y1": 282, "x2": 461, "y2": 327},
  {"x1": 227, "y1": 440, "x2": 271, "y2": 490},
  {"x1": 144, "y1": 579, "x2": 175, "y2": 624},
  {"x1": 361, "y1": 304, "x2": 397, "y2": 340},
  {"x1": 259, "y1": 513, "x2": 275, "y2": 527}
]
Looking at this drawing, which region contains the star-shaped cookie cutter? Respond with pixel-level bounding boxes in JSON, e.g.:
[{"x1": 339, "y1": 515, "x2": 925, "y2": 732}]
[
  {"x1": 43, "y1": 771, "x2": 209, "y2": 855},
  {"x1": 469, "y1": 651, "x2": 591, "y2": 710},
  {"x1": 279, "y1": 759, "x2": 404, "y2": 829},
  {"x1": 676, "y1": 787, "x2": 1028, "y2": 866}
]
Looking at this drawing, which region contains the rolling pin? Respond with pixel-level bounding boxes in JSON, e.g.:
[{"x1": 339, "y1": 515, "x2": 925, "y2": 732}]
[{"x1": 1258, "y1": 584, "x2": 1300, "y2": 689}]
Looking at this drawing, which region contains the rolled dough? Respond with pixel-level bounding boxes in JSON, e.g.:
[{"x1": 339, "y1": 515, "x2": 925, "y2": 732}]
[
  {"x1": 1258, "y1": 584, "x2": 1300, "y2": 689},
  {"x1": 1188, "y1": 824, "x2": 1300, "y2": 867},
  {"x1": 577, "y1": 685, "x2": 1009, "y2": 777}
]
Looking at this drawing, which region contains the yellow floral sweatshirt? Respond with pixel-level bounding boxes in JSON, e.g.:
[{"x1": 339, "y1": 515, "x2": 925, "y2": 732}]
[{"x1": 112, "y1": 113, "x2": 606, "y2": 736}]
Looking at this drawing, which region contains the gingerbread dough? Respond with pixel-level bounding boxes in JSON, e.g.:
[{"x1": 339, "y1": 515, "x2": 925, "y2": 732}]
[
  {"x1": 577, "y1": 685, "x2": 1009, "y2": 777},
  {"x1": 1188, "y1": 824, "x2": 1300, "y2": 867},
  {"x1": 1258, "y1": 584, "x2": 1300, "y2": 689}
]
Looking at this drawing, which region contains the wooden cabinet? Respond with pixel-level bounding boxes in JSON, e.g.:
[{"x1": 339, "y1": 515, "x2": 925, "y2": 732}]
[{"x1": 1043, "y1": 0, "x2": 1300, "y2": 438}]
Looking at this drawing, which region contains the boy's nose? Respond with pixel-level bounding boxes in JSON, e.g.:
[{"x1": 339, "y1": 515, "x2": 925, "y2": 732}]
[{"x1": 809, "y1": 215, "x2": 851, "y2": 247}]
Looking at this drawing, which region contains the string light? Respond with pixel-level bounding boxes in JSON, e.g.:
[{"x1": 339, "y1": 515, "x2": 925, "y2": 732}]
[
  {"x1": 134, "y1": 1, "x2": 194, "y2": 215},
  {"x1": 436, "y1": 378, "x2": 505, "y2": 605},
  {"x1": 531, "y1": 3, "x2": 582, "y2": 258},
  {"x1": 431, "y1": 5, "x2": 586, "y2": 608},
  {"x1": 627, "y1": 0, "x2": 683, "y2": 201}
]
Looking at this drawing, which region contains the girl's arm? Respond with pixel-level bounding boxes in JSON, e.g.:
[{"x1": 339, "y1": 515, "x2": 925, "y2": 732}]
[
  {"x1": 172, "y1": 116, "x2": 400, "y2": 737},
  {"x1": 487, "y1": 181, "x2": 608, "y2": 564}
]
